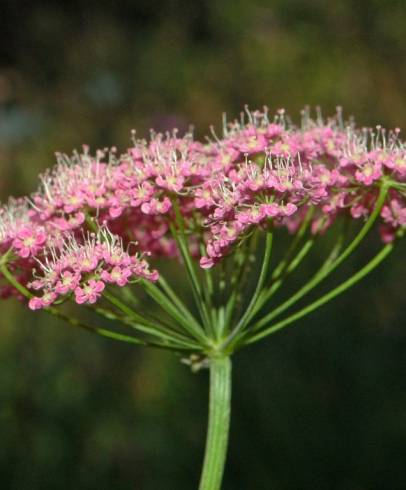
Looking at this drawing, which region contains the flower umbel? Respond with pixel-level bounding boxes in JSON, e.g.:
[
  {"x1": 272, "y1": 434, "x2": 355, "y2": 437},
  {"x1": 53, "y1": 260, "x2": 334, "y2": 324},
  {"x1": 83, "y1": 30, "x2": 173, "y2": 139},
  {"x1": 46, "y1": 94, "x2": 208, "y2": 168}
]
[{"x1": 0, "y1": 106, "x2": 404, "y2": 490}]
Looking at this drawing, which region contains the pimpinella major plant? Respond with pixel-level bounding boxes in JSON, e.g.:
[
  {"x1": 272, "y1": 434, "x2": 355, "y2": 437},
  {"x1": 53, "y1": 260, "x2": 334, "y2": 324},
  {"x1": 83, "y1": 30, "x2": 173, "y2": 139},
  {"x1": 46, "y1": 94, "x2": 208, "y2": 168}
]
[{"x1": 1, "y1": 106, "x2": 405, "y2": 489}]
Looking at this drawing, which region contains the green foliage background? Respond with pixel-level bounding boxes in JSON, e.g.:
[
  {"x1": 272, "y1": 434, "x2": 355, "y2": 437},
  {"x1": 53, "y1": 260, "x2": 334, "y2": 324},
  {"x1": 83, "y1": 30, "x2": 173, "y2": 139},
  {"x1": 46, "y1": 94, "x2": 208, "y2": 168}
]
[{"x1": 1, "y1": 1, "x2": 405, "y2": 488}]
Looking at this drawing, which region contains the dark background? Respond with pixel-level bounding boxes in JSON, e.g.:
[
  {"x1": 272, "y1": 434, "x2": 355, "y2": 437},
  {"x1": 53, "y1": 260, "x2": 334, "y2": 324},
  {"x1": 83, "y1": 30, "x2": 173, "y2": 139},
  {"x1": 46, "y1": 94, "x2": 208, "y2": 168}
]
[{"x1": 1, "y1": 1, "x2": 405, "y2": 489}]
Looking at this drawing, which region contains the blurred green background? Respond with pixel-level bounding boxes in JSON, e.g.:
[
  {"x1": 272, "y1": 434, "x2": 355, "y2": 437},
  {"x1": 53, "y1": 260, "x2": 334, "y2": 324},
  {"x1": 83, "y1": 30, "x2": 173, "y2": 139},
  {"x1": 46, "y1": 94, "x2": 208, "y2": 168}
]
[{"x1": 1, "y1": 1, "x2": 406, "y2": 488}]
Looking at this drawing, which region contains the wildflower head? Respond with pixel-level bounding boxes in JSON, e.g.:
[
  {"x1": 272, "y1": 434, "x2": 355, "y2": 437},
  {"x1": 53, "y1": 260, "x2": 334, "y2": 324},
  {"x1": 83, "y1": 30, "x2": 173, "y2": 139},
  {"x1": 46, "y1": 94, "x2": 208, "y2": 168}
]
[
  {"x1": 22, "y1": 226, "x2": 158, "y2": 310},
  {"x1": 0, "y1": 105, "x2": 404, "y2": 312},
  {"x1": 0, "y1": 105, "x2": 405, "y2": 490}
]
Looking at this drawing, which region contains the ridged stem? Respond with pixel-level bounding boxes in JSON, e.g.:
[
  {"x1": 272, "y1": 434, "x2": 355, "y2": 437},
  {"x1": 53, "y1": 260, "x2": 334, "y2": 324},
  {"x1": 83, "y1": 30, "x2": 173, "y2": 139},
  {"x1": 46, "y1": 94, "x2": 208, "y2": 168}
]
[{"x1": 199, "y1": 356, "x2": 232, "y2": 490}]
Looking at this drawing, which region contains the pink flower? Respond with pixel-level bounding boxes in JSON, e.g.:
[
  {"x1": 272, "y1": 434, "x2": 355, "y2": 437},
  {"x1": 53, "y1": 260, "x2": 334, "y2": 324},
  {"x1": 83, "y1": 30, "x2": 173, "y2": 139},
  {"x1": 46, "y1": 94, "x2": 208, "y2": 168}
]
[
  {"x1": 236, "y1": 206, "x2": 265, "y2": 225},
  {"x1": 235, "y1": 133, "x2": 268, "y2": 154},
  {"x1": 52, "y1": 212, "x2": 85, "y2": 231},
  {"x1": 74, "y1": 280, "x2": 105, "y2": 304},
  {"x1": 279, "y1": 203, "x2": 298, "y2": 216},
  {"x1": 379, "y1": 224, "x2": 396, "y2": 243},
  {"x1": 130, "y1": 182, "x2": 154, "y2": 207},
  {"x1": 63, "y1": 192, "x2": 85, "y2": 213},
  {"x1": 28, "y1": 291, "x2": 57, "y2": 310},
  {"x1": 102, "y1": 247, "x2": 132, "y2": 267},
  {"x1": 381, "y1": 198, "x2": 406, "y2": 227},
  {"x1": 77, "y1": 254, "x2": 99, "y2": 273},
  {"x1": 141, "y1": 197, "x2": 172, "y2": 215},
  {"x1": 131, "y1": 258, "x2": 159, "y2": 281},
  {"x1": 55, "y1": 271, "x2": 80, "y2": 294},
  {"x1": 101, "y1": 266, "x2": 132, "y2": 286},
  {"x1": 383, "y1": 154, "x2": 406, "y2": 176},
  {"x1": 194, "y1": 187, "x2": 213, "y2": 209},
  {"x1": 351, "y1": 202, "x2": 369, "y2": 219},
  {"x1": 12, "y1": 227, "x2": 47, "y2": 258},
  {"x1": 200, "y1": 256, "x2": 215, "y2": 269},
  {"x1": 355, "y1": 162, "x2": 382, "y2": 185},
  {"x1": 261, "y1": 203, "x2": 281, "y2": 218},
  {"x1": 156, "y1": 174, "x2": 185, "y2": 193},
  {"x1": 108, "y1": 190, "x2": 132, "y2": 218}
]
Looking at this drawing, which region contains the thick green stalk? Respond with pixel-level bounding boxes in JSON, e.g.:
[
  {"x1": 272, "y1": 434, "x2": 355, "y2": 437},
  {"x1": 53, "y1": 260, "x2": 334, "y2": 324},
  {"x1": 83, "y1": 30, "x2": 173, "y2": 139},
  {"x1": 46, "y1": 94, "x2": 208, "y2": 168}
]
[{"x1": 199, "y1": 356, "x2": 232, "y2": 490}]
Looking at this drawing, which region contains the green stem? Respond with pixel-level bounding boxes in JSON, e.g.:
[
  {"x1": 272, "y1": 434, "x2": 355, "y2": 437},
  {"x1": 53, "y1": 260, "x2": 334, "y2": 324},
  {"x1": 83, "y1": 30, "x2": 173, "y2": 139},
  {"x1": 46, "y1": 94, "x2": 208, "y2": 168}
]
[
  {"x1": 199, "y1": 356, "x2": 232, "y2": 490},
  {"x1": 102, "y1": 289, "x2": 202, "y2": 348},
  {"x1": 253, "y1": 184, "x2": 389, "y2": 331},
  {"x1": 246, "y1": 241, "x2": 394, "y2": 344},
  {"x1": 51, "y1": 309, "x2": 196, "y2": 352},
  {"x1": 0, "y1": 262, "x2": 32, "y2": 298},
  {"x1": 199, "y1": 242, "x2": 216, "y2": 334},
  {"x1": 170, "y1": 200, "x2": 212, "y2": 332},
  {"x1": 231, "y1": 232, "x2": 258, "y2": 314},
  {"x1": 102, "y1": 289, "x2": 152, "y2": 324},
  {"x1": 141, "y1": 280, "x2": 208, "y2": 344},
  {"x1": 223, "y1": 240, "x2": 251, "y2": 330},
  {"x1": 158, "y1": 274, "x2": 202, "y2": 327},
  {"x1": 0, "y1": 264, "x2": 159, "y2": 349},
  {"x1": 222, "y1": 231, "x2": 273, "y2": 348},
  {"x1": 253, "y1": 237, "x2": 315, "y2": 317},
  {"x1": 271, "y1": 205, "x2": 314, "y2": 281}
]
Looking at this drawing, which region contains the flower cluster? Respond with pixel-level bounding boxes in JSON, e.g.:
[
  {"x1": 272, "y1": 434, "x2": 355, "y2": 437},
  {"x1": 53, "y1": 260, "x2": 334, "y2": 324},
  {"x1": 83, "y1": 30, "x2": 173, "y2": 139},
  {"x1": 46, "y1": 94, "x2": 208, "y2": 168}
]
[
  {"x1": 27, "y1": 227, "x2": 158, "y2": 310},
  {"x1": 192, "y1": 110, "x2": 406, "y2": 266},
  {"x1": 0, "y1": 106, "x2": 405, "y2": 302}
]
